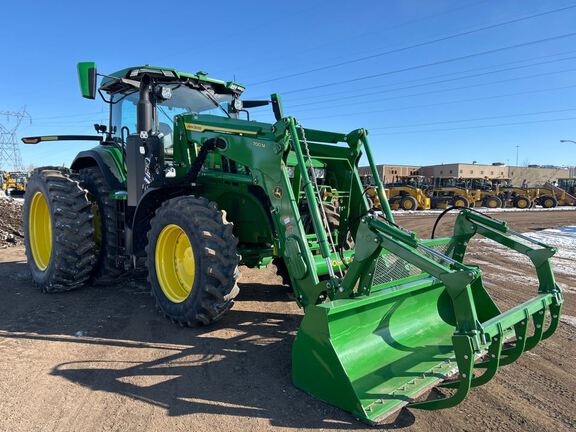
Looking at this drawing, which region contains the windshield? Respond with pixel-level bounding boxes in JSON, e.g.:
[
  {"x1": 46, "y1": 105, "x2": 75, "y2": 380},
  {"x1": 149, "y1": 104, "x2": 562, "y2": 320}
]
[{"x1": 111, "y1": 84, "x2": 233, "y2": 135}]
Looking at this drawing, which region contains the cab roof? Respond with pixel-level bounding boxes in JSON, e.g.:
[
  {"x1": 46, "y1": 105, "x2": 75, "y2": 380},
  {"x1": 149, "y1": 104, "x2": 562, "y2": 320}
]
[{"x1": 99, "y1": 65, "x2": 245, "y2": 96}]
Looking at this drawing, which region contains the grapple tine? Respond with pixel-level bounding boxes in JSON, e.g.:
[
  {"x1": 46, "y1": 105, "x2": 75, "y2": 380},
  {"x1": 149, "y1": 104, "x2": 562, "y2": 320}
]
[
  {"x1": 409, "y1": 335, "x2": 474, "y2": 410},
  {"x1": 524, "y1": 299, "x2": 548, "y2": 351},
  {"x1": 542, "y1": 302, "x2": 563, "y2": 340},
  {"x1": 441, "y1": 323, "x2": 504, "y2": 389},
  {"x1": 499, "y1": 309, "x2": 530, "y2": 366},
  {"x1": 470, "y1": 324, "x2": 504, "y2": 388}
]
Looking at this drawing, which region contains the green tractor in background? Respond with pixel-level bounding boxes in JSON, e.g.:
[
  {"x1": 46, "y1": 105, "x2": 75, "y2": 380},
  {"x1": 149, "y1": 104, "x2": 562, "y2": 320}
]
[{"x1": 22, "y1": 62, "x2": 564, "y2": 423}]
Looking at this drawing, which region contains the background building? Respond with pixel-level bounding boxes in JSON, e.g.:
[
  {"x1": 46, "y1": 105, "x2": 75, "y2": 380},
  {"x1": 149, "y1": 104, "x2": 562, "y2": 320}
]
[
  {"x1": 358, "y1": 164, "x2": 421, "y2": 183},
  {"x1": 418, "y1": 163, "x2": 508, "y2": 180},
  {"x1": 360, "y1": 162, "x2": 573, "y2": 186}
]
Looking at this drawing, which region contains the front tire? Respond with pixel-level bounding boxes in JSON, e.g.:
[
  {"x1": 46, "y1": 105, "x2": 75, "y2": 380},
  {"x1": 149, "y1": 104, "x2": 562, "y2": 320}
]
[
  {"x1": 146, "y1": 196, "x2": 240, "y2": 326},
  {"x1": 483, "y1": 195, "x2": 502, "y2": 208},
  {"x1": 452, "y1": 195, "x2": 469, "y2": 208},
  {"x1": 513, "y1": 196, "x2": 531, "y2": 209},
  {"x1": 23, "y1": 169, "x2": 96, "y2": 292}
]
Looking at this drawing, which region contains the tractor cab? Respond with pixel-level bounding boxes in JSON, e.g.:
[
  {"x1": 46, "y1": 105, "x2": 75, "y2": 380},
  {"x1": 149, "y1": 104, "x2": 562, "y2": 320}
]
[{"x1": 99, "y1": 66, "x2": 242, "y2": 161}]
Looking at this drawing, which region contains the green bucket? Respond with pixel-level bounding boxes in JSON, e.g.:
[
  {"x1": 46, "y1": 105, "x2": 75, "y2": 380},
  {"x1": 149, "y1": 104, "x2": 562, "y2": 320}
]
[{"x1": 292, "y1": 274, "x2": 460, "y2": 422}]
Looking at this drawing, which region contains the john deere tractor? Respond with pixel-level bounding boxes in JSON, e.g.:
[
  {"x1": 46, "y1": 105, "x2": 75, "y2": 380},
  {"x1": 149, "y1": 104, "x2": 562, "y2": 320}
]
[{"x1": 22, "y1": 63, "x2": 564, "y2": 423}]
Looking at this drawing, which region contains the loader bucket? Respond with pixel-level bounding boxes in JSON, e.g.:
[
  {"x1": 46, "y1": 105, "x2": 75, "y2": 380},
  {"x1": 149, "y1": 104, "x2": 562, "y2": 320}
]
[
  {"x1": 293, "y1": 275, "x2": 459, "y2": 422},
  {"x1": 292, "y1": 210, "x2": 563, "y2": 423}
]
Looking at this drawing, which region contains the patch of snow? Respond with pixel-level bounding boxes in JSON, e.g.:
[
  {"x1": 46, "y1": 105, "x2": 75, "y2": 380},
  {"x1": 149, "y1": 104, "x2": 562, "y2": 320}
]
[
  {"x1": 391, "y1": 206, "x2": 576, "y2": 216},
  {"x1": 474, "y1": 226, "x2": 576, "y2": 279},
  {"x1": 524, "y1": 226, "x2": 576, "y2": 277}
]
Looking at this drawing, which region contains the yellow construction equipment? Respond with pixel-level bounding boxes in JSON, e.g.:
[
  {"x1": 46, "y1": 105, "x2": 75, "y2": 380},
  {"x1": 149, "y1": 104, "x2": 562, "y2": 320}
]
[
  {"x1": 1, "y1": 171, "x2": 27, "y2": 197},
  {"x1": 386, "y1": 175, "x2": 431, "y2": 210},
  {"x1": 495, "y1": 179, "x2": 534, "y2": 209},
  {"x1": 458, "y1": 178, "x2": 503, "y2": 208},
  {"x1": 429, "y1": 177, "x2": 481, "y2": 208}
]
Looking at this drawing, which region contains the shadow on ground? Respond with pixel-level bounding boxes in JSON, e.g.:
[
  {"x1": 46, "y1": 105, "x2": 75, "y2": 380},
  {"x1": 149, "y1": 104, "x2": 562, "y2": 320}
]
[{"x1": 0, "y1": 258, "x2": 415, "y2": 429}]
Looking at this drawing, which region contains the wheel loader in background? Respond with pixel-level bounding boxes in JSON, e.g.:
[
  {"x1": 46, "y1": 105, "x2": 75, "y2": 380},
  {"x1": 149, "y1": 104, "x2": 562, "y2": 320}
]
[
  {"x1": 386, "y1": 175, "x2": 431, "y2": 210},
  {"x1": 1, "y1": 171, "x2": 27, "y2": 197},
  {"x1": 21, "y1": 63, "x2": 564, "y2": 423},
  {"x1": 361, "y1": 175, "x2": 430, "y2": 211},
  {"x1": 537, "y1": 182, "x2": 576, "y2": 207},
  {"x1": 558, "y1": 178, "x2": 576, "y2": 196},
  {"x1": 498, "y1": 186, "x2": 533, "y2": 208},
  {"x1": 428, "y1": 177, "x2": 481, "y2": 208},
  {"x1": 456, "y1": 178, "x2": 503, "y2": 208}
]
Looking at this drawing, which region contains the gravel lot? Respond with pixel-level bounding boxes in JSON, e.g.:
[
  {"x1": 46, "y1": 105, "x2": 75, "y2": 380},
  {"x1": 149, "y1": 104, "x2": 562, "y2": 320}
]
[{"x1": 0, "y1": 209, "x2": 574, "y2": 432}]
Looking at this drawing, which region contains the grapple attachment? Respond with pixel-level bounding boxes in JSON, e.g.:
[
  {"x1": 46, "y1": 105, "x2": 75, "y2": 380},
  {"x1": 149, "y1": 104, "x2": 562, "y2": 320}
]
[{"x1": 292, "y1": 210, "x2": 563, "y2": 423}]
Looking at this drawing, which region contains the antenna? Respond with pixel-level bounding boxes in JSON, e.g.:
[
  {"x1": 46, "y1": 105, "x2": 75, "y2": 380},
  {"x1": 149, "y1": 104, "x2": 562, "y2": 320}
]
[{"x1": 0, "y1": 108, "x2": 30, "y2": 171}]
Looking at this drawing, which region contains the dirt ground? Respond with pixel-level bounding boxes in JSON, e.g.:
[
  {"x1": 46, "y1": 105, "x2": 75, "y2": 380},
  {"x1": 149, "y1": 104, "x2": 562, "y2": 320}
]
[
  {"x1": 0, "y1": 210, "x2": 574, "y2": 432},
  {"x1": 0, "y1": 198, "x2": 24, "y2": 248}
]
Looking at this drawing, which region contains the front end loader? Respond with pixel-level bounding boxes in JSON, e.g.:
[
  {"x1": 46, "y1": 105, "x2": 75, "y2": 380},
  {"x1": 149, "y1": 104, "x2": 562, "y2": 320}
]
[
  {"x1": 22, "y1": 63, "x2": 564, "y2": 423},
  {"x1": 428, "y1": 177, "x2": 481, "y2": 209}
]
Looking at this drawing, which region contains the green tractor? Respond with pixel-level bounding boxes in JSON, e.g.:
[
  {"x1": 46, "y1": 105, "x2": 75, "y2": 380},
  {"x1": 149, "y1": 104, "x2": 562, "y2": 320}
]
[{"x1": 22, "y1": 63, "x2": 564, "y2": 423}]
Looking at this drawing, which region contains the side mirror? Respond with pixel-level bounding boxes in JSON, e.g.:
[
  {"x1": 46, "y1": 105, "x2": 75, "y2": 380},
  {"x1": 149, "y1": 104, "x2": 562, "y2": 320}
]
[
  {"x1": 271, "y1": 93, "x2": 284, "y2": 121},
  {"x1": 77, "y1": 62, "x2": 98, "y2": 99}
]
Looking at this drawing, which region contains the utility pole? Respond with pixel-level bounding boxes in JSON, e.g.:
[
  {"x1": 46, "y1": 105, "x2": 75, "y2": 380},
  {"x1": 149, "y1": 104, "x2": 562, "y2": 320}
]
[
  {"x1": 0, "y1": 109, "x2": 30, "y2": 171},
  {"x1": 560, "y1": 140, "x2": 576, "y2": 178},
  {"x1": 515, "y1": 145, "x2": 519, "y2": 167}
]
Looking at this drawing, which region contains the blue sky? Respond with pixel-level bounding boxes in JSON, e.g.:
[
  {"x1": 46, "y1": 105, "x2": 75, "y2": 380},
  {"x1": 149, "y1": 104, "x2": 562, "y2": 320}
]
[{"x1": 2, "y1": 0, "x2": 576, "y2": 169}]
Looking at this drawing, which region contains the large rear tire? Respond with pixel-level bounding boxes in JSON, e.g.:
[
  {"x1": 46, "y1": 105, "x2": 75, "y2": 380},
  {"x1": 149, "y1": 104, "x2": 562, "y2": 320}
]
[
  {"x1": 539, "y1": 195, "x2": 558, "y2": 208},
  {"x1": 78, "y1": 167, "x2": 126, "y2": 283},
  {"x1": 23, "y1": 169, "x2": 96, "y2": 292},
  {"x1": 400, "y1": 195, "x2": 418, "y2": 211},
  {"x1": 146, "y1": 196, "x2": 240, "y2": 326}
]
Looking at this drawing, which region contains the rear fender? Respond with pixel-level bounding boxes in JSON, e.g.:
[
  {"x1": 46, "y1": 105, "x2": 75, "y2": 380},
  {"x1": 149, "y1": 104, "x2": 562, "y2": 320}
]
[{"x1": 70, "y1": 147, "x2": 125, "y2": 190}]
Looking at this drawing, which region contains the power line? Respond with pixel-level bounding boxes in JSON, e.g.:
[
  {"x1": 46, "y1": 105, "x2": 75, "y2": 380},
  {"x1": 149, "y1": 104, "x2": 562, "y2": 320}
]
[
  {"x1": 247, "y1": 49, "x2": 576, "y2": 114},
  {"x1": 287, "y1": 55, "x2": 576, "y2": 110},
  {"x1": 33, "y1": 111, "x2": 104, "y2": 120},
  {"x1": 369, "y1": 116, "x2": 576, "y2": 136},
  {"x1": 367, "y1": 107, "x2": 576, "y2": 130},
  {"x1": 299, "y1": 83, "x2": 576, "y2": 121},
  {"x1": 273, "y1": 32, "x2": 576, "y2": 96},
  {"x1": 248, "y1": 3, "x2": 576, "y2": 86},
  {"x1": 279, "y1": 48, "x2": 576, "y2": 104},
  {"x1": 202, "y1": 1, "x2": 491, "y2": 81},
  {"x1": 290, "y1": 65, "x2": 576, "y2": 114}
]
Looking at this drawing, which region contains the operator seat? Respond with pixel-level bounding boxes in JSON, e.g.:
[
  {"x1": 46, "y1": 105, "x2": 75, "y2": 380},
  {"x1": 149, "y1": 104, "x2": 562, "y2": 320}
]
[{"x1": 158, "y1": 122, "x2": 173, "y2": 157}]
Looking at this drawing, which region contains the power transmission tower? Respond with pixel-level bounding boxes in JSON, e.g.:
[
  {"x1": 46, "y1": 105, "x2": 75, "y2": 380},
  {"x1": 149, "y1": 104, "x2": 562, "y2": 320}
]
[{"x1": 0, "y1": 109, "x2": 30, "y2": 171}]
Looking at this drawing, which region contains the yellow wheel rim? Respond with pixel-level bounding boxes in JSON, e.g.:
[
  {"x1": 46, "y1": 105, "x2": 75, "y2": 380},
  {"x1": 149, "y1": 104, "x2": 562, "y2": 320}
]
[
  {"x1": 488, "y1": 200, "x2": 497, "y2": 208},
  {"x1": 455, "y1": 199, "x2": 465, "y2": 207},
  {"x1": 155, "y1": 224, "x2": 196, "y2": 303},
  {"x1": 518, "y1": 199, "x2": 528, "y2": 208},
  {"x1": 403, "y1": 200, "x2": 414, "y2": 210},
  {"x1": 544, "y1": 199, "x2": 554, "y2": 208},
  {"x1": 29, "y1": 191, "x2": 52, "y2": 271}
]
